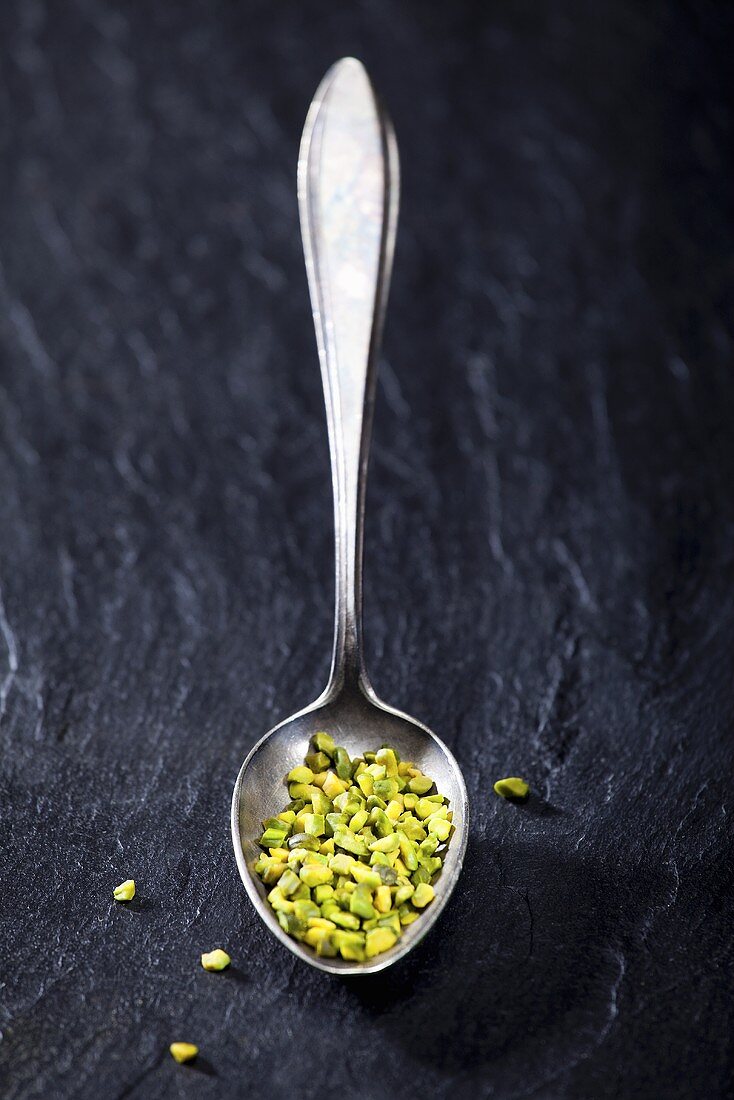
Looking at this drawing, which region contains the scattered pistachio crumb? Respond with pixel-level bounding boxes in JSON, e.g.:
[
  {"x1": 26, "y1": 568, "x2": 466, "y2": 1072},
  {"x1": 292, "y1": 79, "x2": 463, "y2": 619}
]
[
  {"x1": 169, "y1": 1042, "x2": 198, "y2": 1064},
  {"x1": 493, "y1": 777, "x2": 530, "y2": 800},
  {"x1": 113, "y1": 879, "x2": 135, "y2": 902},
  {"x1": 201, "y1": 948, "x2": 231, "y2": 972}
]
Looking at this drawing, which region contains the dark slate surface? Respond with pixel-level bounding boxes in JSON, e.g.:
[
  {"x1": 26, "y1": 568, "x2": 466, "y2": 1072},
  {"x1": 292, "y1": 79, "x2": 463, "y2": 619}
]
[{"x1": 1, "y1": 1, "x2": 732, "y2": 1097}]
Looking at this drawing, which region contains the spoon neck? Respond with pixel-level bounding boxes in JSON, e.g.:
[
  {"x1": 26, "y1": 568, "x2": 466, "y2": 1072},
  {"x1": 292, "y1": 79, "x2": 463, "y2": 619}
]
[{"x1": 327, "y1": 487, "x2": 367, "y2": 693}]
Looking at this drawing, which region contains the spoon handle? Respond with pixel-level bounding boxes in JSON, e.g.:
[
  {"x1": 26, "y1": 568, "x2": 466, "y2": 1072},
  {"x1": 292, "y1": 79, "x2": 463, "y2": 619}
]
[{"x1": 298, "y1": 59, "x2": 399, "y2": 690}]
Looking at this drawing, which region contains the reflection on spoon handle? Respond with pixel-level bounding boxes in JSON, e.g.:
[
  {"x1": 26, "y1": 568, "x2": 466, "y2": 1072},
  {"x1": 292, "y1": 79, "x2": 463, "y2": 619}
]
[{"x1": 298, "y1": 59, "x2": 400, "y2": 692}]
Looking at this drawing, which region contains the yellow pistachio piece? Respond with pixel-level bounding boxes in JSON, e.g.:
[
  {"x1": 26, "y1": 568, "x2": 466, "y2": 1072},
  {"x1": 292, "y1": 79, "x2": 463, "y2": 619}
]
[
  {"x1": 493, "y1": 776, "x2": 530, "y2": 800},
  {"x1": 169, "y1": 1042, "x2": 198, "y2": 1064},
  {"x1": 412, "y1": 883, "x2": 435, "y2": 908},
  {"x1": 200, "y1": 948, "x2": 231, "y2": 972},
  {"x1": 113, "y1": 879, "x2": 135, "y2": 902}
]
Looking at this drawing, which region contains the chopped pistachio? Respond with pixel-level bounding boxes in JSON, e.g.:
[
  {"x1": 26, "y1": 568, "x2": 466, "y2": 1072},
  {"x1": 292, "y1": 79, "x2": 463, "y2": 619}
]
[
  {"x1": 330, "y1": 909, "x2": 361, "y2": 930},
  {"x1": 170, "y1": 1042, "x2": 198, "y2": 1064},
  {"x1": 299, "y1": 863, "x2": 334, "y2": 888},
  {"x1": 260, "y1": 825, "x2": 290, "y2": 848},
  {"x1": 278, "y1": 869, "x2": 301, "y2": 897},
  {"x1": 375, "y1": 864, "x2": 398, "y2": 885},
  {"x1": 385, "y1": 799, "x2": 403, "y2": 822},
  {"x1": 288, "y1": 781, "x2": 312, "y2": 800},
  {"x1": 351, "y1": 864, "x2": 382, "y2": 889},
  {"x1": 493, "y1": 776, "x2": 530, "y2": 800},
  {"x1": 328, "y1": 852, "x2": 355, "y2": 875},
  {"x1": 201, "y1": 948, "x2": 231, "y2": 972},
  {"x1": 375, "y1": 747, "x2": 399, "y2": 778},
  {"x1": 427, "y1": 817, "x2": 452, "y2": 841},
  {"x1": 113, "y1": 879, "x2": 136, "y2": 902},
  {"x1": 412, "y1": 883, "x2": 435, "y2": 908},
  {"x1": 369, "y1": 833, "x2": 401, "y2": 855},
  {"x1": 356, "y1": 772, "x2": 374, "y2": 797},
  {"x1": 374, "y1": 885, "x2": 392, "y2": 913},
  {"x1": 316, "y1": 931, "x2": 339, "y2": 957},
  {"x1": 333, "y1": 826, "x2": 369, "y2": 858},
  {"x1": 408, "y1": 774, "x2": 434, "y2": 795},
  {"x1": 287, "y1": 832, "x2": 320, "y2": 851},
  {"x1": 350, "y1": 883, "x2": 376, "y2": 920},
  {"x1": 333, "y1": 746, "x2": 352, "y2": 781},
  {"x1": 349, "y1": 808, "x2": 369, "y2": 833},
  {"x1": 312, "y1": 731, "x2": 336, "y2": 757},
  {"x1": 306, "y1": 750, "x2": 331, "y2": 772},
  {"x1": 373, "y1": 777, "x2": 399, "y2": 801},
  {"x1": 377, "y1": 911, "x2": 402, "y2": 937},
  {"x1": 287, "y1": 765, "x2": 314, "y2": 784},
  {"x1": 397, "y1": 830, "x2": 419, "y2": 870},
  {"x1": 302, "y1": 813, "x2": 326, "y2": 837},
  {"x1": 322, "y1": 771, "x2": 348, "y2": 800},
  {"x1": 254, "y1": 738, "x2": 454, "y2": 961},
  {"x1": 365, "y1": 927, "x2": 398, "y2": 957},
  {"x1": 314, "y1": 883, "x2": 334, "y2": 903},
  {"x1": 311, "y1": 789, "x2": 333, "y2": 816},
  {"x1": 394, "y1": 881, "x2": 415, "y2": 905},
  {"x1": 335, "y1": 930, "x2": 366, "y2": 961}
]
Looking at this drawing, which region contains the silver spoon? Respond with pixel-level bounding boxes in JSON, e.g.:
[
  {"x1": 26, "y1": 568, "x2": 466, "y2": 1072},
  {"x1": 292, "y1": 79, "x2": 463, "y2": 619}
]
[{"x1": 231, "y1": 57, "x2": 468, "y2": 974}]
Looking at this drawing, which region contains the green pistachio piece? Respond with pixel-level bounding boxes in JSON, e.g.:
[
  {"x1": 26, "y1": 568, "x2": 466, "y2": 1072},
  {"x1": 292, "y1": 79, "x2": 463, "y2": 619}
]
[
  {"x1": 259, "y1": 826, "x2": 290, "y2": 849},
  {"x1": 335, "y1": 930, "x2": 366, "y2": 961},
  {"x1": 408, "y1": 774, "x2": 434, "y2": 795},
  {"x1": 311, "y1": 731, "x2": 336, "y2": 757},
  {"x1": 349, "y1": 808, "x2": 369, "y2": 832},
  {"x1": 316, "y1": 933, "x2": 339, "y2": 957},
  {"x1": 287, "y1": 765, "x2": 314, "y2": 784},
  {"x1": 350, "y1": 864, "x2": 382, "y2": 889},
  {"x1": 349, "y1": 883, "x2": 376, "y2": 920},
  {"x1": 375, "y1": 747, "x2": 399, "y2": 778},
  {"x1": 310, "y1": 788, "x2": 333, "y2": 815},
  {"x1": 356, "y1": 772, "x2": 374, "y2": 797},
  {"x1": 288, "y1": 782, "x2": 312, "y2": 800},
  {"x1": 368, "y1": 832, "x2": 400, "y2": 854},
  {"x1": 394, "y1": 881, "x2": 415, "y2": 906},
  {"x1": 333, "y1": 746, "x2": 352, "y2": 781},
  {"x1": 333, "y1": 826, "x2": 369, "y2": 858},
  {"x1": 493, "y1": 776, "x2": 530, "y2": 800},
  {"x1": 306, "y1": 751, "x2": 331, "y2": 773},
  {"x1": 365, "y1": 927, "x2": 398, "y2": 957},
  {"x1": 330, "y1": 910, "x2": 361, "y2": 930},
  {"x1": 369, "y1": 808, "x2": 395, "y2": 838},
  {"x1": 329, "y1": 853, "x2": 356, "y2": 876},
  {"x1": 278, "y1": 869, "x2": 301, "y2": 897},
  {"x1": 287, "y1": 832, "x2": 320, "y2": 851},
  {"x1": 373, "y1": 778, "x2": 399, "y2": 801},
  {"x1": 412, "y1": 883, "x2": 435, "y2": 908},
  {"x1": 302, "y1": 813, "x2": 326, "y2": 837},
  {"x1": 396, "y1": 830, "x2": 419, "y2": 870},
  {"x1": 427, "y1": 817, "x2": 452, "y2": 841},
  {"x1": 299, "y1": 863, "x2": 334, "y2": 888}
]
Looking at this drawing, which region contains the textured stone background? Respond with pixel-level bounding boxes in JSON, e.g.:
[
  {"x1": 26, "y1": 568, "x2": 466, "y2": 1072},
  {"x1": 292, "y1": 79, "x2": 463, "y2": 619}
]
[{"x1": 0, "y1": 1, "x2": 732, "y2": 1097}]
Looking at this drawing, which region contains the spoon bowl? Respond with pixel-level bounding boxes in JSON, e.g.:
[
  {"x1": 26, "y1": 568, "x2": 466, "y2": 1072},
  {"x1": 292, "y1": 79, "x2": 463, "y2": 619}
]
[
  {"x1": 231, "y1": 57, "x2": 468, "y2": 973},
  {"x1": 232, "y1": 682, "x2": 468, "y2": 974}
]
